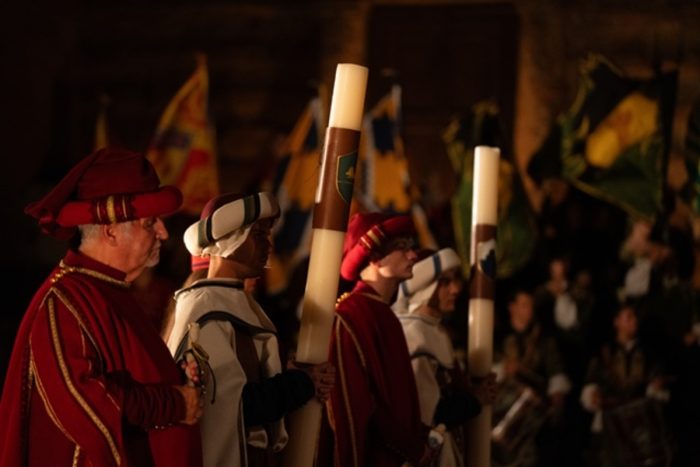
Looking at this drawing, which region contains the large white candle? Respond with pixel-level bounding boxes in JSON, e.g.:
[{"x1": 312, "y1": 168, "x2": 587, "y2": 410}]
[
  {"x1": 471, "y1": 147, "x2": 500, "y2": 226},
  {"x1": 328, "y1": 64, "x2": 368, "y2": 129},
  {"x1": 283, "y1": 64, "x2": 368, "y2": 467},
  {"x1": 466, "y1": 145, "x2": 500, "y2": 467}
]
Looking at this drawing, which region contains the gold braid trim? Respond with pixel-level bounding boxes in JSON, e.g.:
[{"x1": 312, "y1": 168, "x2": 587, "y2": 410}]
[
  {"x1": 54, "y1": 261, "x2": 129, "y2": 289},
  {"x1": 120, "y1": 196, "x2": 128, "y2": 222},
  {"x1": 335, "y1": 318, "x2": 360, "y2": 467},
  {"x1": 337, "y1": 290, "x2": 387, "y2": 306},
  {"x1": 336, "y1": 292, "x2": 352, "y2": 305},
  {"x1": 52, "y1": 288, "x2": 121, "y2": 410},
  {"x1": 359, "y1": 236, "x2": 374, "y2": 251},
  {"x1": 30, "y1": 349, "x2": 77, "y2": 445},
  {"x1": 72, "y1": 446, "x2": 81, "y2": 467},
  {"x1": 51, "y1": 288, "x2": 106, "y2": 378},
  {"x1": 47, "y1": 297, "x2": 122, "y2": 465},
  {"x1": 366, "y1": 229, "x2": 383, "y2": 247},
  {"x1": 106, "y1": 196, "x2": 117, "y2": 224},
  {"x1": 335, "y1": 315, "x2": 367, "y2": 370}
]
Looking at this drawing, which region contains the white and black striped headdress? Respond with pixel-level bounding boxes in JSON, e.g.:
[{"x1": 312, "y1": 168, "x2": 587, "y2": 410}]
[
  {"x1": 393, "y1": 248, "x2": 462, "y2": 314},
  {"x1": 184, "y1": 192, "x2": 279, "y2": 257}
]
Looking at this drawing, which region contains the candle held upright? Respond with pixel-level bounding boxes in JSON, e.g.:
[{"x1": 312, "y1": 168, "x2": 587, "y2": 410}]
[
  {"x1": 282, "y1": 63, "x2": 368, "y2": 467},
  {"x1": 466, "y1": 145, "x2": 500, "y2": 467}
]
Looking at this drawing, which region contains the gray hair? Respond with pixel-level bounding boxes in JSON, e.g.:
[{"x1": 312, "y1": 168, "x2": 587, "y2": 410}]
[{"x1": 78, "y1": 222, "x2": 135, "y2": 247}]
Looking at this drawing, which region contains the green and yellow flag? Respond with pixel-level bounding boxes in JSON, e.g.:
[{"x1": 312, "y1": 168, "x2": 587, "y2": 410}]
[
  {"x1": 684, "y1": 97, "x2": 700, "y2": 212},
  {"x1": 557, "y1": 54, "x2": 677, "y2": 220},
  {"x1": 146, "y1": 54, "x2": 219, "y2": 215},
  {"x1": 444, "y1": 101, "x2": 537, "y2": 278}
]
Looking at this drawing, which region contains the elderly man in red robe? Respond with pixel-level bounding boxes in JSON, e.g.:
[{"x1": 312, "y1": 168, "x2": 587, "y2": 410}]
[
  {"x1": 0, "y1": 148, "x2": 203, "y2": 467},
  {"x1": 327, "y1": 212, "x2": 439, "y2": 467}
]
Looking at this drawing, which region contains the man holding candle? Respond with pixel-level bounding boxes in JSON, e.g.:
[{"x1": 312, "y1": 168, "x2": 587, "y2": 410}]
[
  {"x1": 167, "y1": 192, "x2": 335, "y2": 467},
  {"x1": 393, "y1": 247, "x2": 498, "y2": 467},
  {"x1": 327, "y1": 212, "x2": 438, "y2": 467}
]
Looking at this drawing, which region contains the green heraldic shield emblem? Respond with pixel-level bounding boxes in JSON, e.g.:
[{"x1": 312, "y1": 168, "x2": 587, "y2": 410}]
[{"x1": 336, "y1": 151, "x2": 358, "y2": 204}]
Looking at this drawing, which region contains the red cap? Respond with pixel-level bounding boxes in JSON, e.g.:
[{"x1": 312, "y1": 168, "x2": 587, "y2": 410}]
[
  {"x1": 190, "y1": 255, "x2": 210, "y2": 271},
  {"x1": 340, "y1": 212, "x2": 415, "y2": 281},
  {"x1": 25, "y1": 147, "x2": 182, "y2": 239}
]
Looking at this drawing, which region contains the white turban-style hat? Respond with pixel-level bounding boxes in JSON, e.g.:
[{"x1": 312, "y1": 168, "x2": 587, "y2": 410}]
[
  {"x1": 183, "y1": 192, "x2": 279, "y2": 258},
  {"x1": 393, "y1": 247, "x2": 462, "y2": 315}
]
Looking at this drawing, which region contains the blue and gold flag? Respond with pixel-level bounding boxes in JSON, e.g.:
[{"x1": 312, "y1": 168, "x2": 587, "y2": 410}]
[
  {"x1": 357, "y1": 85, "x2": 436, "y2": 249},
  {"x1": 445, "y1": 101, "x2": 537, "y2": 278},
  {"x1": 146, "y1": 54, "x2": 219, "y2": 216},
  {"x1": 265, "y1": 94, "x2": 325, "y2": 294}
]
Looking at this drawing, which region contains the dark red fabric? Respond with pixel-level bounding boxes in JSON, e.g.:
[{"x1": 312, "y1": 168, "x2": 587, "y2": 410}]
[
  {"x1": 327, "y1": 281, "x2": 428, "y2": 467},
  {"x1": 25, "y1": 147, "x2": 182, "y2": 239},
  {"x1": 340, "y1": 213, "x2": 415, "y2": 281},
  {"x1": 0, "y1": 250, "x2": 202, "y2": 467},
  {"x1": 73, "y1": 148, "x2": 161, "y2": 200},
  {"x1": 54, "y1": 186, "x2": 182, "y2": 228}
]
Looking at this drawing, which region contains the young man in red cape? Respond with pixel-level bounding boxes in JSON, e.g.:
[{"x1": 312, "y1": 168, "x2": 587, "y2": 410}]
[
  {"x1": 326, "y1": 212, "x2": 436, "y2": 466},
  {"x1": 0, "y1": 148, "x2": 203, "y2": 466}
]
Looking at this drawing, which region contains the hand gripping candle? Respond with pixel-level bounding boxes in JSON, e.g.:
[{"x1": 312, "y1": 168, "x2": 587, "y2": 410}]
[
  {"x1": 466, "y1": 146, "x2": 500, "y2": 467},
  {"x1": 282, "y1": 64, "x2": 368, "y2": 467}
]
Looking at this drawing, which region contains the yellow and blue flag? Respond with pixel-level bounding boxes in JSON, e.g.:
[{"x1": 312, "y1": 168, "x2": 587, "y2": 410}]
[
  {"x1": 357, "y1": 85, "x2": 436, "y2": 249},
  {"x1": 265, "y1": 94, "x2": 326, "y2": 293}
]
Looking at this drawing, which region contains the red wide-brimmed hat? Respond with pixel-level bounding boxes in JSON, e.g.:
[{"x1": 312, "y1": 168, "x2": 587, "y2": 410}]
[
  {"x1": 25, "y1": 147, "x2": 182, "y2": 240},
  {"x1": 340, "y1": 212, "x2": 415, "y2": 281}
]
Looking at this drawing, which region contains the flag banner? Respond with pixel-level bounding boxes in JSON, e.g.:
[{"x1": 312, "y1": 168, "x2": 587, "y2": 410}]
[
  {"x1": 265, "y1": 95, "x2": 325, "y2": 294},
  {"x1": 554, "y1": 54, "x2": 676, "y2": 220},
  {"x1": 526, "y1": 124, "x2": 563, "y2": 187},
  {"x1": 684, "y1": 97, "x2": 700, "y2": 212},
  {"x1": 147, "y1": 54, "x2": 219, "y2": 215},
  {"x1": 357, "y1": 85, "x2": 437, "y2": 248},
  {"x1": 445, "y1": 101, "x2": 537, "y2": 278}
]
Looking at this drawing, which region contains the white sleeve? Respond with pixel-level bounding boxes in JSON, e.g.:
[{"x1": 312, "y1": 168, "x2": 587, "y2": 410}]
[{"x1": 411, "y1": 356, "x2": 441, "y2": 426}]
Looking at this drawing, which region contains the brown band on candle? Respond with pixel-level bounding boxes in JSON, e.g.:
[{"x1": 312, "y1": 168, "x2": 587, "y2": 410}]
[
  {"x1": 312, "y1": 127, "x2": 361, "y2": 231},
  {"x1": 469, "y1": 224, "x2": 497, "y2": 299}
]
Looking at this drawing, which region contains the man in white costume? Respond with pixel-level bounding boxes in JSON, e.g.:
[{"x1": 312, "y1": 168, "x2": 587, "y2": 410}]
[
  {"x1": 393, "y1": 248, "x2": 496, "y2": 467},
  {"x1": 167, "y1": 192, "x2": 335, "y2": 467}
]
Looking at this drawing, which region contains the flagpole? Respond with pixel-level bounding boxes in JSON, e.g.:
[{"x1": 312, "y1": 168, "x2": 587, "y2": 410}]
[
  {"x1": 466, "y1": 146, "x2": 500, "y2": 467},
  {"x1": 282, "y1": 63, "x2": 368, "y2": 467}
]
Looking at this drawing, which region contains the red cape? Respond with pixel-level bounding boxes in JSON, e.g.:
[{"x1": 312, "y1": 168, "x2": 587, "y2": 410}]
[
  {"x1": 0, "y1": 250, "x2": 202, "y2": 466},
  {"x1": 328, "y1": 281, "x2": 427, "y2": 466}
]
